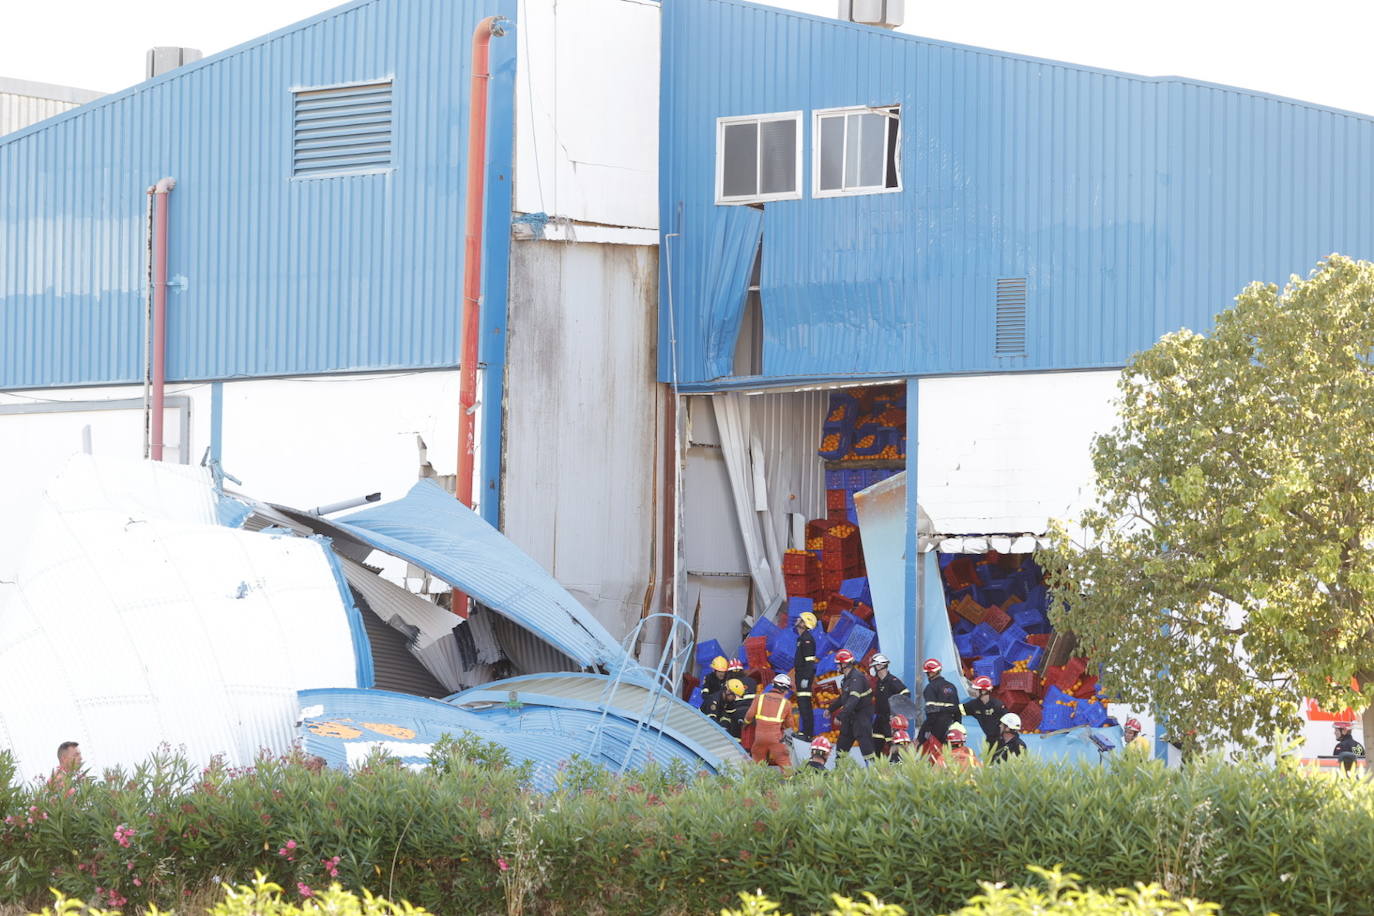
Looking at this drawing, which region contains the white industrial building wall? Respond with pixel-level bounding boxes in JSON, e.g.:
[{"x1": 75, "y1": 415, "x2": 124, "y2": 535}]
[
  {"x1": 0, "y1": 77, "x2": 103, "y2": 137},
  {"x1": 501, "y1": 239, "x2": 661, "y2": 639},
  {"x1": 514, "y1": 0, "x2": 659, "y2": 230},
  {"x1": 916, "y1": 371, "x2": 1122, "y2": 536}
]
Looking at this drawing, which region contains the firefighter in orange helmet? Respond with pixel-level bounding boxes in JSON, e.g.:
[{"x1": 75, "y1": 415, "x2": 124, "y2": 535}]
[{"x1": 744, "y1": 674, "x2": 797, "y2": 773}]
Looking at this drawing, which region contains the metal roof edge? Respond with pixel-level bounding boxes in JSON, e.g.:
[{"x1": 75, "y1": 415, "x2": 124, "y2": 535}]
[
  {"x1": 0, "y1": 0, "x2": 389, "y2": 149},
  {"x1": 674, "y1": 0, "x2": 1374, "y2": 123},
  {"x1": 0, "y1": 76, "x2": 103, "y2": 105}
]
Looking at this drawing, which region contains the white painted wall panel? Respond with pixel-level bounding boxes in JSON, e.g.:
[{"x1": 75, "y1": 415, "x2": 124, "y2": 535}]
[
  {"x1": 514, "y1": 0, "x2": 659, "y2": 229},
  {"x1": 917, "y1": 371, "x2": 1122, "y2": 535},
  {"x1": 502, "y1": 240, "x2": 660, "y2": 638},
  {"x1": 0, "y1": 78, "x2": 102, "y2": 137}
]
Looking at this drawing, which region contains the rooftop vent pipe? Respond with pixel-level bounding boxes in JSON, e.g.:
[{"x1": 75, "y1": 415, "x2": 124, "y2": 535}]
[
  {"x1": 838, "y1": 0, "x2": 904, "y2": 29},
  {"x1": 146, "y1": 47, "x2": 203, "y2": 79}
]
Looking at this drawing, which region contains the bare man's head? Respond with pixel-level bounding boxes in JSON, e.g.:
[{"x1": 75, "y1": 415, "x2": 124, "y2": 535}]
[{"x1": 56, "y1": 741, "x2": 82, "y2": 771}]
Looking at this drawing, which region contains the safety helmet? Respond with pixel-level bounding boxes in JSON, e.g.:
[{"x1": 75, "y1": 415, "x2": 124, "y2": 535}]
[
  {"x1": 772, "y1": 673, "x2": 793, "y2": 690},
  {"x1": 1000, "y1": 712, "x2": 1022, "y2": 732},
  {"x1": 971, "y1": 676, "x2": 994, "y2": 693},
  {"x1": 870, "y1": 653, "x2": 890, "y2": 668},
  {"x1": 710, "y1": 656, "x2": 728, "y2": 673},
  {"x1": 891, "y1": 729, "x2": 911, "y2": 744},
  {"x1": 923, "y1": 658, "x2": 943, "y2": 674},
  {"x1": 1335, "y1": 721, "x2": 1354, "y2": 732},
  {"x1": 797, "y1": 611, "x2": 818, "y2": 630},
  {"x1": 889, "y1": 714, "x2": 910, "y2": 731},
  {"x1": 834, "y1": 649, "x2": 856, "y2": 666},
  {"x1": 810, "y1": 736, "x2": 833, "y2": 754},
  {"x1": 727, "y1": 657, "x2": 744, "y2": 671},
  {"x1": 1124, "y1": 717, "x2": 1143, "y2": 733},
  {"x1": 726, "y1": 678, "x2": 745, "y2": 698},
  {"x1": 946, "y1": 722, "x2": 968, "y2": 745}
]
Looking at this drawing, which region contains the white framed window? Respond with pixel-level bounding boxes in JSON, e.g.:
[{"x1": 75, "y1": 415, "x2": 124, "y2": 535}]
[
  {"x1": 715, "y1": 111, "x2": 803, "y2": 205},
  {"x1": 813, "y1": 105, "x2": 901, "y2": 197}
]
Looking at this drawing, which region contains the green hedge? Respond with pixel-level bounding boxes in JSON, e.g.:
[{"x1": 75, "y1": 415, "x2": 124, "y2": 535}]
[{"x1": 2, "y1": 743, "x2": 1370, "y2": 915}]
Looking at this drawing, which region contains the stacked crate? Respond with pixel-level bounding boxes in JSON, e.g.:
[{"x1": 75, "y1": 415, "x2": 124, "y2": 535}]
[{"x1": 941, "y1": 552, "x2": 1111, "y2": 732}]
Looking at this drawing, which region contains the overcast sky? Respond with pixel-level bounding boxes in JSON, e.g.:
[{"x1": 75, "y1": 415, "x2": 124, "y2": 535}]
[{"x1": 5, "y1": 0, "x2": 1374, "y2": 118}]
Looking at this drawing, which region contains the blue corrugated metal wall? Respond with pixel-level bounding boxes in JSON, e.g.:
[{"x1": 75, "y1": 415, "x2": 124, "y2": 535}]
[
  {"x1": 0, "y1": 0, "x2": 517, "y2": 389},
  {"x1": 659, "y1": 0, "x2": 1374, "y2": 387}
]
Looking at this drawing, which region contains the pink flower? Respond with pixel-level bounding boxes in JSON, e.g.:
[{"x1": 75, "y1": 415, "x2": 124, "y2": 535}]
[
  {"x1": 133, "y1": 878, "x2": 142, "y2": 887},
  {"x1": 297, "y1": 883, "x2": 313, "y2": 898},
  {"x1": 497, "y1": 858, "x2": 509, "y2": 872},
  {"x1": 285, "y1": 839, "x2": 297, "y2": 849}
]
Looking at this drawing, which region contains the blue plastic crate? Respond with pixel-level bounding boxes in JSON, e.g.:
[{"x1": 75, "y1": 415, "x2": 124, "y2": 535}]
[
  {"x1": 969, "y1": 623, "x2": 1000, "y2": 656},
  {"x1": 997, "y1": 624, "x2": 1030, "y2": 653},
  {"x1": 842, "y1": 468, "x2": 868, "y2": 490},
  {"x1": 810, "y1": 708, "x2": 831, "y2": 734},
  {"x1": 828, "y1": 611, "x2": 860, "y2": 647},
  {"x1": 953, "y1": 633, "x2": 975, "y2": 659},
  {"x1": 816, "y1": 652, "x2": 838, "y2": 676},
  {"x1": 1040, "y1": 686, "x2": 1075, "y2": 731},
  {"x1": 688, "y1": 688, "x2": 703, "y2": 709},
  {"x1": 839, "y1": 576, "x2": 872, "y2": 607},
  {"x1": 786, "y1": 597, "x2": 814, "y2": 626},
  {"x1": 1078, "y1": 699, "x2": 1109, "y2": 728},
  {"x1": 767, "y1": 626, "x2": 797, "y2": 656},
  {"x1": 842, "y1": 624, "x2": 876, "y2": 660},
  {"x1": 825, "y1": 469, "x2": 846, "y2": 489},
  {"x1": 1024, "y1": 583, "x2": 1049, "y2": 611},
  {"x1": 748, "y1": 616, "x2": 781, "y2": 641},
  {"x1": 973, "y1": 656, "x2": 1007, "y2": 685},
  {"x1": 696, "y1": 639, "x2": 725, "y2": 668},
  {"x1": 951, "y1": 617, "x2": 975, "y2": 637},
  {"x1": 769, "y1": 646, "x2": 795, "y2": 674},
  {"x1": 813, "y1": 627, "x2": 837, "y2": 657},
  {"x1": 1011, "y1": 605, "x2": 1050, "y2": 633}
]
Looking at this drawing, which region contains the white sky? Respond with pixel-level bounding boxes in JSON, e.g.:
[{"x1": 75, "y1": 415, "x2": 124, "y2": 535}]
[{"x1": 3, "y1": 0, "x2": 1374, "y2": 118}]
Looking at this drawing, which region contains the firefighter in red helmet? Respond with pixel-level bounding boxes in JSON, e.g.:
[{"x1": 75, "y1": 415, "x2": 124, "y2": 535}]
[
  {"x1": 962, "y1": 675, "x2": 1006, "y2": 750},
  {"x1": 915, "y1": 658, "x2": 962, "y2": 748},
  {"x1": 827, "y1": 650, "x2": 877, "y2": 764}
]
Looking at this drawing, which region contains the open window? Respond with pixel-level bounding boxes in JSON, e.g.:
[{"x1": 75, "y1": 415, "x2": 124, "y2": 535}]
[
  {"x1": 716, "y1": 111, "x2": 803, "y2": 204},
  {"x1": 813, "y1": 106, "x2": 901, "y2": 197}
]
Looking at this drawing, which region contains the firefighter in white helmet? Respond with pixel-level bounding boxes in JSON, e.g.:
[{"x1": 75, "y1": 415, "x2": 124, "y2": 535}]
[{"x1": 991, "y1": 712, "x2": 1027, "y2": 764}]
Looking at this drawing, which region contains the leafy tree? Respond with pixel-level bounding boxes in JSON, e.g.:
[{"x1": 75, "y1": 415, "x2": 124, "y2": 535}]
[{"x1": 1039, "y1": 254, "x2": 1374, "y2": 751}]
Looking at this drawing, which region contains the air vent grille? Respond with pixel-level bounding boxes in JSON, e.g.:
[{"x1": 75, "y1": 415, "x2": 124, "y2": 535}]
[
  {"x1": 292, "y1": 80, "x2": 393, "y2": 177},
  {"x1": 995, "y1": 277, "x2": 1027, "y2": 356}
]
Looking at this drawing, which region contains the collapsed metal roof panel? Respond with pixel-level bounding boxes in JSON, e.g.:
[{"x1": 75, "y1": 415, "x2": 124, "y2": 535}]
[
  {"x1": 297, "y1": 686, "x2": 718, "y2": 791},
  {"x1": 333, "y1": 480, "x2": 629, "y2": 672},
  {"x1": 446, "y1": 672, "x2": 748, "y2": 769}
]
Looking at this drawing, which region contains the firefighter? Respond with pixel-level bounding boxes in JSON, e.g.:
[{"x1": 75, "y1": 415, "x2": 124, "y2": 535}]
[
  {"x1": 962, "y1": 676, "x2": 1006, "y2": 749},
  {"x1": 745, "y1": 673, "x2": 797, "y2": 773},
  {"x1": 1334, "y1": 721, "x2": 1366, "y2": 775},
  {"x1": 887, "y1": 729, "x2": 911, "y2": 764},
  {"x1": 938, "y1": 722, "x2": 981, "y2": 770},
  {"x1": 827, "y1": 649, "x2": 877, "y2": 764},
  {"x1": 793, "y1": 612, "x2": 820, "y2": 739},
  {"x1": 990, "y1": 712, "x2": 1027, "y2": 764},
  {"x1": 869, "y1": 653, "x2": 909, "y2": 754},
  {"x1": 701, "y1": 656, "x2": 730, "y2": 722},
  {"x1": 719, "y1": 661, "x2": 763, "y2": 736},
  {"x1": 802, "y1": 736, "x2": 832, "y2": 774},
  {"x1": 1122, "y1": 718, "x2": 1151, "y2": 757},
  {"x1": 916, "y1": 658, "x2": 962, "y2": 748}
]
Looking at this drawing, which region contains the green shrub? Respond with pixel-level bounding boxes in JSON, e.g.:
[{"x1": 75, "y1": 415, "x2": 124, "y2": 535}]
[{"x1": 1, "y1": 747, "x2": 1371, "y2": 915}]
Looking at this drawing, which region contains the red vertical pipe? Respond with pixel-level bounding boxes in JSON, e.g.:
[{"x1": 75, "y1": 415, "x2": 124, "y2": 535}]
[
  {"x1": 457, "y1": 17, "x2": 505, "y2": 508},
  {"x1": 150, "y1": 177, "x2": 176, "y2": 461}
]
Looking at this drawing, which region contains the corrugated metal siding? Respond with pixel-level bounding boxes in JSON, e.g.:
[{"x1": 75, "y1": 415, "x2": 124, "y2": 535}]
[
  {"x1": 659, "y1": 0, "x2": 1374, "y2": 385},
  {"x1": 0, "y1": 0, "x2": 517, "y2": 389},
  {"x1": 0, "y1": 92, "x2": 83, "y2": 137}
]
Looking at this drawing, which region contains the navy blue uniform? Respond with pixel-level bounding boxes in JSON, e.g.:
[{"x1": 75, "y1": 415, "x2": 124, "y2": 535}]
[{"x1": 829, "y1": 667, "x2": 876, "y2": 759}]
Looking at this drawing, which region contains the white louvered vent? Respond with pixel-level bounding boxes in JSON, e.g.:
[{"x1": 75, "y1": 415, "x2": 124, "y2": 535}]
[
  {"x1": 292, "y1": 80, "x2": 393, "y2": 178},
  {"x1": 995, "y1": 278, "x2": 1028, "y2": 356}
]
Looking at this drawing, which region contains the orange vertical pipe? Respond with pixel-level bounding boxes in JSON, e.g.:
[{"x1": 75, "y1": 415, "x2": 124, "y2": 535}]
[
  {"x1": 457, "y1": 16, "x2": 506, "y2": 508},
  {"x1": 150, "y1": 177, "x2": 176, "y2": 461}
]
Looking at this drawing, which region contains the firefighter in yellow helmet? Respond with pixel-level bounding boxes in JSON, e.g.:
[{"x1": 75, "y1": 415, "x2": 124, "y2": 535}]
[
  {"x1": 792, "y1": 611, "x2": 820, "y2": 739},
  {"x1": 701, "y1": 655, "x2": 730, "y2": 723}
]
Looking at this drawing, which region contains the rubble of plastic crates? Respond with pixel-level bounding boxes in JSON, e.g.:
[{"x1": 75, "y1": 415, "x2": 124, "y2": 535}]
[
  {"x1": 683, "y1": 385, "x2": 906, "y2": 745},
  {"x1": 943, "y1": 552, "x2": 1111, "y2": 733}
]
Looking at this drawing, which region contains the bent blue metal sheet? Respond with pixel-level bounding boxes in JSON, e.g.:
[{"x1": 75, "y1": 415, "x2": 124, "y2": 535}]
[
  {"x1": 331, "y1": 480, "x2": 629, "y2": 671},
  {"x1": 297, "y1": 686, "x2": 722, "y2": 791},
  {"x1": 445, "y1": 672, "x2": 749, "y2": 769}
]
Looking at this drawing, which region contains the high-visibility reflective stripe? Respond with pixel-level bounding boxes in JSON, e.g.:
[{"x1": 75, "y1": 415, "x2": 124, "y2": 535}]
[
  {"x1": 804, "y1": 656, "x2": 818, "y2": 662},
  {"x1": 899, "y1": 689, "x2": 910, "y2": 696},
  {"x1": 927, "y1": 701, "x2": 956, "y2": 708},
  {"x1": 850, "y1": 689, "x2": 871, "y2": 698},
  {"x1": 796, "y1": 691, "x2": 812, "y2": 698},
  {"x1": 757, "y1": 696, "x2": 789, "y2": 723}
]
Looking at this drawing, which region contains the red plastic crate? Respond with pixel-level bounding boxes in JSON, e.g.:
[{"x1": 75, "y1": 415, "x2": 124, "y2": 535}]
[
  {"x1": 851, "y1": 602, "x2": 874, "y2": 622},
  {"x1": 828, "y1": 593, "x2": 855, "y2": 612},
  {"x1": 1063, "y1": 656, "x2": 1088, "y2": 681},
  {"x1": 1001, "y1": 670, "x2": 1037, "y2": 694},
  {"x1": 681, "y1": 672, "x2": 699, "y2": 702},
  {"x1": 783, "y1": 550, "x2": 819, "y2": 575},
  {"x1": 1044, "y1": 665, "x2": 1077, "y2": 692},
  {"x1": 826, "y1": 489, "x2": 847, "y2": 511},
  {"x1": 942, "y1": 555, "x2": 979, "y2": 590},
  {"x1": 823, "y1": 524, "x2": 863, "y2": 568},
  {"x1": 983, "y1": 604, "x2": 1012, "y2": 632},
  {"x1": 1027, "y1": 633, "x2": 1051, "y2": 648},
  {"x1": 1020, "y1": 701, "x2": 1043, "y2": 732},
  {"x1": 785, "y1": 573, "x2": 821, "y2": 598},
  {"x1": 1072, "y1": 675, "x2": 1099, "y2": 699},
  {"x1": 744, "y1": 636, "x2": 770, "y2": 670},
  {"x1": 821, "y1": 569, "x2": 846, "y2": 592}
]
